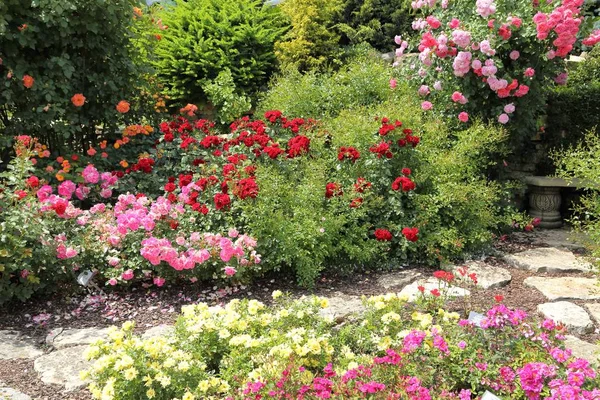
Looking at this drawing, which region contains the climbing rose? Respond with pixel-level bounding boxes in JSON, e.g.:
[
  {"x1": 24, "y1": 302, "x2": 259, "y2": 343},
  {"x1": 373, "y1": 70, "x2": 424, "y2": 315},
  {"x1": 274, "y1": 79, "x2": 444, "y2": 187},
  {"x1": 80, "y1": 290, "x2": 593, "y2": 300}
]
[
  {"x1": 116, "y1": 100, "x2": 130, "y2": 113},
  {"x1": 71, "y1": 93, "x2": 86, "y2": 107},
  {"x1": 22, "y1": 75, "x2": 34, "y2": 88}
]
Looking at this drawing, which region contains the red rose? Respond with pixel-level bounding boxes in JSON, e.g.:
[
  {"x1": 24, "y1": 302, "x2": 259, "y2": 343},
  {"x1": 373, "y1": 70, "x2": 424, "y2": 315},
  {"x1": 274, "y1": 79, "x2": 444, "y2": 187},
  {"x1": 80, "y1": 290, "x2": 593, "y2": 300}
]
[
  {"x1": 26, "y1": 176, "x2": 40, "y2": 188},
  {"x1": 433, "y1": 270, "x2": 454, "y2": 283},
  {"x1": 287, "y1": 135, "x2": 310, "y2": 158},
  {"x1": 494, "y1": 295, "x2": 504, "y2": 303},
  {"x1": 164, "y1": 182, "x2": 176, "y2": 193},
  {"x1": 167, "y1": 193, "x2": 177, "y2": 203},
  {"x1": 349, "y1": 198, "x2": 363, "y2": 208},
  {"x1": 402, "y1": 168, "x2": 411, "y2": 176},
  {"x1": 236, "y1": 177, "x2": 259, "y2": 200},
  {"x1": 374, "y1": 229, "x2": 393, "y2": 241},
  {"x1": 430, "y1": 289, "x2": 441, "y2": 297},
  {"x1": 325, "y1": 182, "x2": 342, "y2": 199},
  {"x1": 53, "y1": 200, "x2": 67, "y2": 215},
  {"x1": 402, "y1": 227, "x2": 419, "y2": 242},
  {"x1": 392, "y1": 176, "x2": 416, "y2": 192},
  {"x1": 214, "y1": 193, "x2": 231, "y2": 211}
]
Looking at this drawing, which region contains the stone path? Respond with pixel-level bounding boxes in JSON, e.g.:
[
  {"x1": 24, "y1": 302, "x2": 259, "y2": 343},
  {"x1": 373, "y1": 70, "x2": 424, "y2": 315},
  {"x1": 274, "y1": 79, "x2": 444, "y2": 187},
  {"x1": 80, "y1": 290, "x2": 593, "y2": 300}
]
[{"x1": 1, "y1": 229, "x2": 599, "y2": 398}]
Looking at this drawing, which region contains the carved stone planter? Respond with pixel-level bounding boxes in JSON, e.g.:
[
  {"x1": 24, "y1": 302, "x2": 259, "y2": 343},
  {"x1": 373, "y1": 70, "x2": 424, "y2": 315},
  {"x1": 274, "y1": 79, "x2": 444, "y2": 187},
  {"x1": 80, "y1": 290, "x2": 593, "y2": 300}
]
[{"x1": 524, "y1": 176, "x2": 587, "y2": 229}]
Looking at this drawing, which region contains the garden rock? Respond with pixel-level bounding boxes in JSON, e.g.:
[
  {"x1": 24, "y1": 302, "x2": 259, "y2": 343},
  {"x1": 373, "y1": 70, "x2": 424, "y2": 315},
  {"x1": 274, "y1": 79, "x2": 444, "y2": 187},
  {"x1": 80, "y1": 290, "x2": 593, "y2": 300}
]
[
  {"x1": 0, "y1": 387, "x2": 32, "y2": 400},
  {"x1": 46, "y1": 327, "x2": 110, "y2": 349},
  {"x1": 524, "y1": 277, "x2": 600, "y2": 301},
  {"x1": 142, "y1": 325, "x2": 175, "y2": 339},
  {"x1": 584, "y1": 303, "x2": 600, "y2": 324},
  {"x1": 0, "y1": 331, "x2": 43, "y2": 360},
  {"x1": 319, "y1": 293, "x2": 365, "y2": 323},
  {"x1": 564, "y1": 335, "x2": 600, "y2": 363},
  {"x1": 377, "y1": 270, "x2": 422, "y2": 289},
  {"x1": 504, "y1": 247, "x2": 592, "y2": 273},
  {"x1": 537, "y1": 301, "x2": 594, "y2": 334},
  {"x1": 513, "y1": 229, "x2": 587, "y2": 251},
  {"x1": 399, "y1": 278, "x2": 470, "y2": 302},
  {"x1": 34, "y1": 346, "x2": 91, "y2": 391},
  {"x1": 453, "y1": 261, "x2": 512, "y2": 289}
]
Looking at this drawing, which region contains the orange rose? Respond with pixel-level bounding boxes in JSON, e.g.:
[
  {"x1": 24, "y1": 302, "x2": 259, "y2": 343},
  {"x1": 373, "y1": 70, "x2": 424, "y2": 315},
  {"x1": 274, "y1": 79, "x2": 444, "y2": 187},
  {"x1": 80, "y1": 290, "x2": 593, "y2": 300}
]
[
  {"x1": 120, "y1": 160, "x2": 129, "y2": 168},
  {"x1": 116, "y1": 100, "x2": 130, "y2": 114},
  {"x1": 71, "y1": 93, "x2": 86, "y2": 107},
  {"x1": 22, "y1": 75, "x2": 34, "y2": 89},
  {"x1": 133, "y1": 7, "x2": 143, "y2": 17},
  {"x1": 55, "y1": 173, "x2": 65, "y2": 182},
  {"x1": 99, "y1": 140, "x2": 107, "y2": 149}
]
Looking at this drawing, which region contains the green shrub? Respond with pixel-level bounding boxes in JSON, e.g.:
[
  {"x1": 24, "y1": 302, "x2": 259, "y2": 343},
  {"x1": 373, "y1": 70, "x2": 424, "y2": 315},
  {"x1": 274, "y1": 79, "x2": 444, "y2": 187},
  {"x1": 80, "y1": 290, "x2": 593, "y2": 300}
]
[
  {"x1": 258, "y1": 49, "x2": 395, "y2": 118},
  {"x1": 337, "y1": 0, "x2": 414, "y2": 52},
  {"x1": 0, "y1": 0, "x2": 155, "y2": 153},
  {"x1": 202, "y1": 69, "x2": 252, "y2": 125},
  {"x1": 152, "y1": 0, "x2": 286, "y2": 107},
  {"x1": 554, "y1": 130, "x2": 600, "y2": 267},
  {"x1": 274, "y1": 0, "x2": 344, "y2": 72}
]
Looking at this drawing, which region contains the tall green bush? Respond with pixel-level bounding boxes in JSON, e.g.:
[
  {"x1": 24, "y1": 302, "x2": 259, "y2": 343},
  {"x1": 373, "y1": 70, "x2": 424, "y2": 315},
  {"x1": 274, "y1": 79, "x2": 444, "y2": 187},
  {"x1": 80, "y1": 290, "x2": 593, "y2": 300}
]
[
  {"x1": 337, "y1": 0, "x2": 414, "y2": 52},
  {"x1": 274, "y1": 0, "x2": 344, "y2": 72},
  {"x1": 152, "y1": 0, "x2": 287, "y2": 107},
  {"x1": 0, "y1": 0, "x2": 154, "y2": 153}
]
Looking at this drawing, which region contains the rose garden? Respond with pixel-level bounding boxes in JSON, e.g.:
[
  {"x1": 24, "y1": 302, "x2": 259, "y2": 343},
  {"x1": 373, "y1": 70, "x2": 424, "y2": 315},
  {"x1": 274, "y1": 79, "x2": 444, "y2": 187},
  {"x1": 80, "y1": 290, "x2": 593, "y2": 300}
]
[{"x1": 1, "y1": 0, "x2": 600, "y2": 399}]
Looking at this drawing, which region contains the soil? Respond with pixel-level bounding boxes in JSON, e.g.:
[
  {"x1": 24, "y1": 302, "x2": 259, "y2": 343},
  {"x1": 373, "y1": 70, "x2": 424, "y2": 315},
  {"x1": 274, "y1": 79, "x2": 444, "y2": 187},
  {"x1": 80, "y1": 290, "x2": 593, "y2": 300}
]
[{"x1": 1, "y1": 232, "x2": 598, "y2": 400}]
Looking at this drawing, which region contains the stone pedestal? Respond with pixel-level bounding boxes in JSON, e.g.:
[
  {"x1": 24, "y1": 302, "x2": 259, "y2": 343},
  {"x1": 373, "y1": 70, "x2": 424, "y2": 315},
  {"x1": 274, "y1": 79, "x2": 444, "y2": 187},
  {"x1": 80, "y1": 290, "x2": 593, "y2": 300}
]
[{"x1": 528, "y1": 186, "x2": 563, "y2": 229}]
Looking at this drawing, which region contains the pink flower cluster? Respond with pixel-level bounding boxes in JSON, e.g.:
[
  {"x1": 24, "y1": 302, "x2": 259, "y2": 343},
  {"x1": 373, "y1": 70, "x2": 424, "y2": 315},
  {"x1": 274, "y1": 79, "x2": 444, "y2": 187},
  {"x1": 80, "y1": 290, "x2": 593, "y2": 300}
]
[{"x1": 533, "y1": 0, "x2": 584, "y2": 57}]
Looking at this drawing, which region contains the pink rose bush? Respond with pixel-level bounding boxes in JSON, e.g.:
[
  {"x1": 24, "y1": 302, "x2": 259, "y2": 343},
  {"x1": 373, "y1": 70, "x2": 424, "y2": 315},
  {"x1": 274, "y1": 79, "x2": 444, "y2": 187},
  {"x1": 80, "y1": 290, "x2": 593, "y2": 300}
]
[
  {"x1": 399, "y1": 0, "x2": 598, "y2": 136},
  {"x1": 84, "y1": 285, "x2": 600, "y2": 400}
]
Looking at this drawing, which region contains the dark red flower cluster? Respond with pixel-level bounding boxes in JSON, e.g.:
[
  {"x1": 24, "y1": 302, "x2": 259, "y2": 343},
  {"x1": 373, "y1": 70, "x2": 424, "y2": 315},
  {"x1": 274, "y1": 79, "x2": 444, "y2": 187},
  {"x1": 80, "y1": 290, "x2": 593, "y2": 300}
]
[
  {"x1": 264, "y1": 110, "x2": 283, "y2": 123},
  {"x1": 338, "y1": 146, "x2": 360, "y2": 163},
  {"x1": 235, "y1": 177, "x2": 259, "y2": 200},
  {"x1": 214, "y1": 193, "x2": 231, "y2": 211},
  {"x1": 287, "y1": 135, "x2": 310, "y2": 158},
  {"x1": 374, "y1": 228, "x2": 393, "y2": 241},
  {"x1": 391, "y1": 176, "x2": 416, "y2": 192},
  {"x1": 200, "y1": 135, "x2": 224, "y2": 149},
  {"x1": 378, "y1": 117, "x2": 403, "y2": 136},
  {"x1": 369, "y1": 141, "x2": 393, "y2": 159},
  {"x1": 26, "y1": 176, "x2": 40, "y2": 188},
  {"x1": 130, "y1": 157, "x2": 155, "y2": 173},
  {"x1": 397, "y1": 129, "x2": 420, "y2": 148},
  {"x1": 354, "y1": 177, "x2": 372, "y2": 193},
  {"x1": 263, "y1": 143, "x2": 285, "y2": 159},
  {"x1": 349, "y1": 197, "x2": 363, "y2": 208},
  {"x1": 325, "y1": 182, "x2": 343, "y2": 199},
  {"x1": 402, "y1": 227, "x2": 419, "y2": 242},
  {"x1": 282, "y1": 118, "x2": 305, "y2": 134}
]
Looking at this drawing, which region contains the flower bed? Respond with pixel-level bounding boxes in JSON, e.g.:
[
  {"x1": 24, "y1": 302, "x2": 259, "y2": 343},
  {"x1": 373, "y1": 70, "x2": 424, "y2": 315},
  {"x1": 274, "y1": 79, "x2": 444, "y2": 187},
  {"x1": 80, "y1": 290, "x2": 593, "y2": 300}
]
[{"x1": 83, "y1": 283, "x2": 600, "y2": 399}]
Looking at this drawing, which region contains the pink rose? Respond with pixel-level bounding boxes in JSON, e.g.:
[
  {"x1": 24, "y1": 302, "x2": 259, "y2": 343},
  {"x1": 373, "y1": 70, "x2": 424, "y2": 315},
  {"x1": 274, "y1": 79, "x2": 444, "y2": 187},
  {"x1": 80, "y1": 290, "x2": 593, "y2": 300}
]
[
  {"x1": 458, "y1": 112, "x2": 469, "y2": 122},
  {"x1": 524, "y1": 67, "x2": 535, "y2": 77},
  {"x1": 498, "y1": 113, "x2": 510, "y2": 124},
  {"x1": 153, "y1": 277, "x2": 166, "y2": 287},
  {"x1": 121, "y1": 269, "x2": 134, "y2": 281},
  {"x1": 224, "y1": 267, "x2": 237, "y2": 277},
  {"x1": 509, "y1": 50, "x2": 520, "y2": 60},
  {"x1": 108, "y1": 278, "x2": 118, "y2": 286},
  {"x1": 389, "y1": 78, "x2": 397, "y2": 89},
  {"x1": 421, "y1": 101, "x2": 433, "y2": 111}
]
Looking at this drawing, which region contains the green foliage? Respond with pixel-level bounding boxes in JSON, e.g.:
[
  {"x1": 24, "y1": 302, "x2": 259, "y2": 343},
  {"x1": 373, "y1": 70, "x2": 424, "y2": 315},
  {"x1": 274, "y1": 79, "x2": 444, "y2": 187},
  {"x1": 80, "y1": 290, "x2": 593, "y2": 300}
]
[
  {"x1": 274, "y1": 0, "x2": 344, "y2": 72},
  {"x1": 202, "y1": 69, "x2": 252, "y2": 125},
  {"x1": 0, "y1": 0, "x2": 156, "y2": 152},
  {"x1": 258, "y1": 49, "x2": 394, "y2": 118},
  {"x1": 153, "y1": 0, "x2": 286, "y2": 107},
  {"x1": 554, "y1": 130, "x2": 600, "y2": 268},
  {"x1": 545, "y1": 47, "x2": 600, "y2": 166},
  {"x1": 337, "y1": 0, "x2": 414, "y2": 51},
  {"x1": 260, "y1": 60, "x2": 515, "y2": 264}
]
